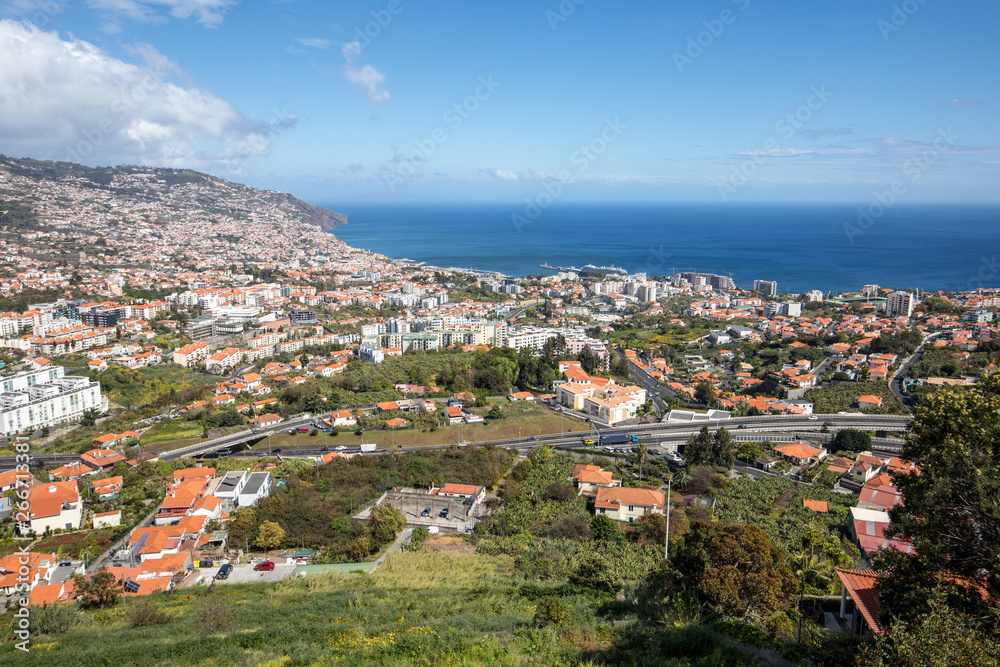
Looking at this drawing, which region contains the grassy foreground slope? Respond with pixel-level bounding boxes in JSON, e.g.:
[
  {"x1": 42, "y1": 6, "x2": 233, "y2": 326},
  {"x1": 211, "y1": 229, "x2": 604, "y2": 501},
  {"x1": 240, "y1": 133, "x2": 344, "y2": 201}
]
[{"x1": 3, "y1": 549, "x2": 759, "y2": 667}]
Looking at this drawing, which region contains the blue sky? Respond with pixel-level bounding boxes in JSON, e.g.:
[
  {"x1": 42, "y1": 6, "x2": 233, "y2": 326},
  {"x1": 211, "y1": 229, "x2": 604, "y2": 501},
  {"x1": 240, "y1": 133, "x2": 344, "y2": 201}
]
[{"x1": 0, "y1": 0, "x2": 997, "y2": 204}]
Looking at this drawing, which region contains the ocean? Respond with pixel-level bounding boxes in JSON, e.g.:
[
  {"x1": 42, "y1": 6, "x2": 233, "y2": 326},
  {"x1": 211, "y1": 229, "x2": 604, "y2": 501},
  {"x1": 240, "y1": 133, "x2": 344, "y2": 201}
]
[{"x1": 322, "y1": 201, "x2": 1000, "y2": 295}]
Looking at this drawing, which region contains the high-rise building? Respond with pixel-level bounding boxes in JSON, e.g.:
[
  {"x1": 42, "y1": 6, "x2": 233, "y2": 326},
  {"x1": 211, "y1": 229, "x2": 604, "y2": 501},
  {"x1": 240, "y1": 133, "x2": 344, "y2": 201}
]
[
  {"x1": 0, "y1": 365, "x2": 103, "y2": 435},
  {"x1": 753, "y1": 280, "x2": 777, "y2": 297},
  {"x1": 886, "y1": 291, "x2": 915, "y2": 318}
]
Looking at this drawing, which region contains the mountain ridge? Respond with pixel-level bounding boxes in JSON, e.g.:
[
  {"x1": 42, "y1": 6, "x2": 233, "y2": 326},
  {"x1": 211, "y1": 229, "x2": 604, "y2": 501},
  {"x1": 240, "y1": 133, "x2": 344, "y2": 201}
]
[{"x1": 0, "y1": 155, "x2": 347, "y2": 231}]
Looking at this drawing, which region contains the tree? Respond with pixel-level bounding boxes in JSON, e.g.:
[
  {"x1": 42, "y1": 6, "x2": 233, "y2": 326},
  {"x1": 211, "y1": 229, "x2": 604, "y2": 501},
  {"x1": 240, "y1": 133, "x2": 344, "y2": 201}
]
[
  {"x1": 831, "y1": 428, "x2": 871, "y2": 454},
  {"x1": 712, "y1": 427, "x2": 736, "y2": 468},
  {"x1": 671, "y1": 522, "x2": 795, "y2": 621},
  {"x1": 370, "y1": 503, "x2": 406, "y2": 545},
  {"x1": 80, "y1": 408, "x2": 101, "y2": 428},
  {"x1": 637, "y1": 443, "x2": 648, "y2": 482},
  {"x1": 877, "y1": 371, "x2": 1000, "y2": 626},
  {"x1": 694, "y1": 381, "x2": 718, "y2": 406},
  {"x1": 72, "y1": 568, "x2": 122, "y2": 609},
  {"x1": 578, "y1": 348, "x2": 598, "y2": 375},
  {"x1": 254, "y1": 521, "x2": 285, "y2": 550},
  {"x1": 857, "y1": 586, "x2": 1000, "y2": 667},
  {"x1": 591, "y1": 514, "x2": 619, "y2": 542},
  {"x1": 684, "y1": 425, "x2": 713, "y2": 466}
]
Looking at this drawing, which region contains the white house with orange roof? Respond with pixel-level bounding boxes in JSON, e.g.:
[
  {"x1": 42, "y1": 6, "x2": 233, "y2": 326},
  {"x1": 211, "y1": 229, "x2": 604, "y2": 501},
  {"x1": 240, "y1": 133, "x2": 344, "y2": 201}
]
[
  {"x1": 0, "y1": 468, "x2": 36, "y2": 493},
  {"x1": 92, "y1": 476, "x2": 123, "y2": 500},
  {"x1": 0, "y1": 552, "x2": 57, "y2": 596},
  {"x1": 205, "y1": 347, "x2": 244, "y2": 374},
  {"x1": 93, "y1": 509, "x2": 122, "y2": 529},
  {"x1": 571, "y1": 464, "x2": 619, "y2": 494},
  {"x1": 48, "y1": 461, "x2": 92, "y2": 482},
  {"x1": 22, "y1": 481, "x2": 82, "y2": 533},
  {"x1": 594, "y1": 487, "x2": 665, "y2": 522},
  {"x1": 172, "y1": 341, "x2": 210, "y2": 367},
  {"x1": 81, "y1": 447, "x2": 129, "y2": 470}
]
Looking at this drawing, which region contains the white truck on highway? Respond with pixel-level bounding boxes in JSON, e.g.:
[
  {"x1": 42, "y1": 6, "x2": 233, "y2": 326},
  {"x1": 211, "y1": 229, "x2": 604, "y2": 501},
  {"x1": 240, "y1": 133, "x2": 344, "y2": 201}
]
[{"x1": 359, "y1": 443, "x2": 376, "y2": 453}]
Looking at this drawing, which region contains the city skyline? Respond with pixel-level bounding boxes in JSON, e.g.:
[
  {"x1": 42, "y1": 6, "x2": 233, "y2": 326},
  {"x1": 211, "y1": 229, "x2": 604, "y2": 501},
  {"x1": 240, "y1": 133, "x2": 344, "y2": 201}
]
[{"x1": 0, "y1": 1, "x2": 997, "y2": 203}]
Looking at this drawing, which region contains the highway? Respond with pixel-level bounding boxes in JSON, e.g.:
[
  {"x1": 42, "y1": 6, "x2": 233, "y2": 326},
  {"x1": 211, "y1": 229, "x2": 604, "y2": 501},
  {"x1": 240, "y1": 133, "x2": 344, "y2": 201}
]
[{"x1": 0, "y1": 413, "x2": 911, "y2": 472}]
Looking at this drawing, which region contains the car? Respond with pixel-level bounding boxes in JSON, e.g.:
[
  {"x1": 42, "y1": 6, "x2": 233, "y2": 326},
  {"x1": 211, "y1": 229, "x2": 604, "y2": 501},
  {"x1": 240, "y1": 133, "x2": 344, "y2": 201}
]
[
  {"x1": 298, "y1": 427, "x2": 309, "y2": 433},
  {"x1": 217, "y1": 448, "x2": 232, "y2": 456},
  {"x1": 421, "y1": 507, "x2": 432, "y2": 517},
  {"x1": 463, "y1": 498, "x2": 474, "y2": 506},
  {"x1": 528, "y1": 436, "x2": 537, "y2": 441},
  {"x1": 336, "y1": 445, "x2": 347, "y2": 451},
  {"x1": 808, "y1": 415, "x2": 818, "y2": 420},
  {"x1": 737, "y1": 424, "x2": 746, "y2": 429},
  {"x1": 272, "y1": 448, "x2": 282, "y2": 453},
  {"x1": 58, "y1": 561, "x2": 72, "y2": 567},
  {"x1": 438, "y1": 507, "x2": 449, "y2": 518},
  {"x1": 253, "y1": 561, "x2": 275, "y2": 571},
  {"x1": 215, "y1": 563, "x2": 233, "y2": 580}
]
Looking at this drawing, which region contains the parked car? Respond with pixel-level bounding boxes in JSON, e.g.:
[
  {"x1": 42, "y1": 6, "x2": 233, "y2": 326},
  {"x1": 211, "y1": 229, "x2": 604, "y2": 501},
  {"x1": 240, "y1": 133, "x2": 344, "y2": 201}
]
[
  {"x1": 421, "y1": 507, "x2": 432, "y2": 517},
  {"x1": 58, "y1": 561, "x2": 72, "y2": 567},
  {"x1": 438, "y1": 507, "x2": 449, "y2": 518},
  {"x1": 808, "y1": 415, "x2": 818, "y2": 420},
  {"x1": 216, "y1": 564, "x2": 233, "y2": 580},
  {"x1": 253, "y1": 561, "x2": 275, "y2": 571},
  {"x1": 298, "y1": 427, "x2": 309, "y2": 433}
]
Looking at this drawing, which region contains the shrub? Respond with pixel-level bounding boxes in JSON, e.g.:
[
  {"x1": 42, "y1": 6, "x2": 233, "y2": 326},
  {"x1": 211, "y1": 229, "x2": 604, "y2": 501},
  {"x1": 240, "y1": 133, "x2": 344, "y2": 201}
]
[
  {"x1": 547, "y1": 514, "x2": 592, "y2": 541},
  {"x1": 543, "y1": 482, "x2": 576, "y2": 501},
  {"x1": 199, "y1": 603, "x2": 236, "y2": 636},
  {"x1": 127, "y1": 598, "x2": 172, "y2": 628},
  {"x1": 29, "y1": 603, "x2": 87, "y2": 635},
  {"x1": 533, "y1": 596, "x2": 571, "y2": 628}
]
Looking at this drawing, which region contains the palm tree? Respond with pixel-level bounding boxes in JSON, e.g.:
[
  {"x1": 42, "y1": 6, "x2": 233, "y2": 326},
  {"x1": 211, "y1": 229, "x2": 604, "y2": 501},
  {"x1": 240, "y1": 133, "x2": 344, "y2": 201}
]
[
  {"x1": 637, "y1": 443, "x2": 648, "y2": 482},
  {"x1": 672, "y1": 466, "x2": 692, "y2": 491},
  {"x1": 794, "y1": 551, "x2": 833, "y2": 641}
]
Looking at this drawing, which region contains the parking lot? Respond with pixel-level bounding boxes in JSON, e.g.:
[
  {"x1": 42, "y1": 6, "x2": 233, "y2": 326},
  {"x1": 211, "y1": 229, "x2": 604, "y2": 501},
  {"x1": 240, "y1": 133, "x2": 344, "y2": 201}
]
[
  {"x1": 355, "y1": 491, "x2": 482, "y2": 532},
  {"x1": 208, "y1": 561, "x2": 297, "y2": 585}
]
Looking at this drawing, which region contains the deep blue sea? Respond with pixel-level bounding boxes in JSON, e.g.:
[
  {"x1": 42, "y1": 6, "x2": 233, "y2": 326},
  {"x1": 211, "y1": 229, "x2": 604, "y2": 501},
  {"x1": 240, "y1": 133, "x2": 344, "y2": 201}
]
[{"x1": 322, "y1": 202, "x2": 1000, "y2": 295}]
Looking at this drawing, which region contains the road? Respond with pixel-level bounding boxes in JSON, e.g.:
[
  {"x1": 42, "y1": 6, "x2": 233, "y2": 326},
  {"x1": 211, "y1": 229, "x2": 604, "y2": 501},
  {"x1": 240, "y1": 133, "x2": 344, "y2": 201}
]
[
  {"x1": 626, "y1": 355, "x2": 688, "y2": 415},
  {"x1": 889, "y1": 332, "x2": 942, "y2": 409},
  {"x1": 0, "y1": 413, "x2": 912, "y2": 471}
]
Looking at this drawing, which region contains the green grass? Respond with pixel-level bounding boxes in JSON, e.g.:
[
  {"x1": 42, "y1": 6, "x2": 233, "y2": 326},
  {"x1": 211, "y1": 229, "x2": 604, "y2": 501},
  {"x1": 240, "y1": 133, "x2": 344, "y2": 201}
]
[{"x1": 2, "y1": 549, "x2": 768, "y2": 666}]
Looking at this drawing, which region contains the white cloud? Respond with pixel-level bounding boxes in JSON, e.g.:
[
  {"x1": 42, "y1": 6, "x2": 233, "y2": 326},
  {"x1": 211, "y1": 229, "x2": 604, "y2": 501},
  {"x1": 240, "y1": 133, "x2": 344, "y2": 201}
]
[
  {"x1": 0, "y1": 20, "x2": 276, "y2": 172},
  {"x1": 295, "y1": 37, "x2": 330, "y2": 49},
  {"x1": 338, "y1": 41, "x2": 388, "y2": 105},
  {"x1": 85, "y1": 0, "x2": 236, "y2": 27},
  {"x1": 344, "y1": 63, "x2": 388, "y2": 104},
  {"x1": 947, "y1": 98, "x2": 984, "y2": 107},
  {"x1": 492, "y1": 169, "x2": 519, "y2": 181}
]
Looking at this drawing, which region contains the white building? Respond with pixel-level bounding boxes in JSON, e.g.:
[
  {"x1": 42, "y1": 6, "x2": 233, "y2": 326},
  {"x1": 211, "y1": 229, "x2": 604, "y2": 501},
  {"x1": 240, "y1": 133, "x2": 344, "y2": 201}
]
[
  {"x1": 237, "y1": 472, "x2": 272, "y2": 507},
  {"x1": 358, "y1": 343, "x2": 385, "y2": 363},
  {"x1": 23, "y1": 481, "x2": 81, "y2": 534},
  {"x1": 0, "y1": 366, "x2": 103, "y2": 436}
]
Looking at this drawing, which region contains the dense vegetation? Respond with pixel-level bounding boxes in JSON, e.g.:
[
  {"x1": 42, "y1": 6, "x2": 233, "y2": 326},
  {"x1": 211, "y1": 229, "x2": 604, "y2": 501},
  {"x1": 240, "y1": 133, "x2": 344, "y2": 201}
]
[{"x1": 226, "y1": 446, "x2": 514, "y2": 562}]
